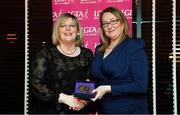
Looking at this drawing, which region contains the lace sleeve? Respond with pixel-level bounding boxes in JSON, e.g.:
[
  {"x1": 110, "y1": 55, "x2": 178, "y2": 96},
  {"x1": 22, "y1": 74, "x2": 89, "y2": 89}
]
[{"x1": 30, "y1": 47, "x2": 58, "y2": 102}]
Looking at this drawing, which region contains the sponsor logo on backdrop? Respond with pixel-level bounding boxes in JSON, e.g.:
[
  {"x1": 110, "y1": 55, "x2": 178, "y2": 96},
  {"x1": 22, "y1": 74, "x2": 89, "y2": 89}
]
[
  {"x1": 53, "y1": 9, "x2": 131, "y2": 21},
  {"x1": 93, "y1": 9, "x2": 132, "y2": 20},
  {"x1": 106, "y1": 0, "x2": 124, "y2": 2},
  {"x1": 52, "y1": 9, "x2": 89, "y2": 21},
  {"x1": 54, "y1": 0, "x2": 75, "y2": 5},
  {"x1": 52, "y1": 0, "x2": 132, "y2": 52},
  {"x1": 82, "y1": 27, "x2": 99, "y2": 36},
  {"x1": 121, "y1": 9, "x2": 132, "y2": 18},
  {"x1": 80, "y1": 0, "x2": 101, "y2": 4},
  {"x1": 84, "y1": 41, "x2": 89, "y2": 48},
  {"x1": 68, "y1": 9, "x2": 89, "y2": 20},
  {"x1": 52, "y1": 11, "x2": 61, "y2": 21},
  {"x1": 93, "y1": 10, "x2": 102, "y2": 20},
  {"x1": 84, "y1": 41, "x2": 100, "y2": 50}
]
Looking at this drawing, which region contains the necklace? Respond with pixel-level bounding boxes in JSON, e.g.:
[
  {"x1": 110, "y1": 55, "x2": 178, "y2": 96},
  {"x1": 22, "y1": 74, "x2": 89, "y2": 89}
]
[{"x1": 58, "y1": 45, "x2": 77, "y2": 55}]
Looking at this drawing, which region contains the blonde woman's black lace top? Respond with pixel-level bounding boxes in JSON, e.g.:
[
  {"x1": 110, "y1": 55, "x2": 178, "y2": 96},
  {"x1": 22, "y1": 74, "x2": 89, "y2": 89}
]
[{"x1": 29, "y1": 45, "x2": 93, "y2": 114}]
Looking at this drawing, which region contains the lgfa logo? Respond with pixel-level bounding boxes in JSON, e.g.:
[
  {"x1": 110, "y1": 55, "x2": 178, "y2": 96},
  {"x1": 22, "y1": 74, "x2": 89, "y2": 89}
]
[
  {"x1": 80, "y1": 0, "x2": 102, "y2": 4},
  {"x1": 121, "y1": 9, "x2": 132, "y2": 17},
  {"x1": 82, "y1": 27, "x2": 99, "y2": 36},
  {"x1": 93, "y1": 10, "x2": 102, "y2": 20},
  {"x1": 68, "y1": 9, "x2": 89, "y2": 20},
  {"x1": 106, "y1": 0, "x2": 124, "y2": 3},
  {"x1": 52, "y1": 10, "x2": 88, "y2": 21},
  {"x1": 54, "y1": 0, "x2": 75, "y2": 4}
]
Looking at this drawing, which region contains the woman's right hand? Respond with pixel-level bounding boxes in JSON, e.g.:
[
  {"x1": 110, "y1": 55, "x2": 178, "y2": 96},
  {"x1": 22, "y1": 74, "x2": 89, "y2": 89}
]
[
  {"x1": 69, "y1": 98, "x2": 89, "y2": 111},
  {"x1": 91, "y1": 85, "x2": 111, "y2": 102},
  {"x1": 58, "y1": 93, "x2": 87, "y2": 111}
]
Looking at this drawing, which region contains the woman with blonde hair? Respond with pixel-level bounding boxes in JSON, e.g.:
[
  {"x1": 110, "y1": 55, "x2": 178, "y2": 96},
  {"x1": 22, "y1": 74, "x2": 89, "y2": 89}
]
[{"x1": 30, "y1": 13, "x2": 93, "y2": 114}]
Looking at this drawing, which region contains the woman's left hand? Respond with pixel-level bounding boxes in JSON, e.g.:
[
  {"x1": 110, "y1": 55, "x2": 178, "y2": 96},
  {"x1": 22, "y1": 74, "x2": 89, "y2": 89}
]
[{"x1": 91, "y1": 85, "x2": 111, "y2": 102}]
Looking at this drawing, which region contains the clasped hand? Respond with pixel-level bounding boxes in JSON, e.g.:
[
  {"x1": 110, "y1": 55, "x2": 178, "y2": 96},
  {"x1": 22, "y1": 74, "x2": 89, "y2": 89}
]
[
  {"x1": 59, "y1": 85, "x2": 111, "y2": 111},
  {"x1": 68, "y1": 96, "x2": 88, "y2": 111},
  {"x1": 59, "y1": 93, "x2": 88, "y2": 111}
]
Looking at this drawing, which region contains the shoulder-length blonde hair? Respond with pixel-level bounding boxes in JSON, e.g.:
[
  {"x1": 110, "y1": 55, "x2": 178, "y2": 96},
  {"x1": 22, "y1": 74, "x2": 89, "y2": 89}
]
[
  {"x1": 99, "y1": 7, "x2": 130, "y2": 53},
  {"x1": 52, "y1": 13, "x2": 83, "y2": 46}
]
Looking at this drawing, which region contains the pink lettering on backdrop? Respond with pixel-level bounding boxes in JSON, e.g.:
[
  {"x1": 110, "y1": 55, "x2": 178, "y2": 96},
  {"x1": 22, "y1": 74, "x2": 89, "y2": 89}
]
[{"x1": 52, "y1": 0, "x2": 132, "y2": 52}]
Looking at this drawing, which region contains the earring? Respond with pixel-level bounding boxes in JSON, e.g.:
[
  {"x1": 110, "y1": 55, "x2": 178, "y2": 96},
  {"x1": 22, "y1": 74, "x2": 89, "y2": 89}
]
[{"x1": 76, "y1": 35, "x2": 80, "y2": 39}]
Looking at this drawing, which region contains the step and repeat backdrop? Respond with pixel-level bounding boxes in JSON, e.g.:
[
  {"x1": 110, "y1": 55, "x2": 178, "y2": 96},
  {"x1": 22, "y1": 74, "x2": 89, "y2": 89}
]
[{"x1": 51, "y1": 0, "x2": 132, "y2": 52}]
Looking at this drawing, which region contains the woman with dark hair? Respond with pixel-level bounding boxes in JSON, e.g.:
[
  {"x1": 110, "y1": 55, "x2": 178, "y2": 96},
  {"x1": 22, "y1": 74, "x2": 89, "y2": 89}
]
[{"x1": 90, "y1": 7, "x2": 149, "y2": 114}]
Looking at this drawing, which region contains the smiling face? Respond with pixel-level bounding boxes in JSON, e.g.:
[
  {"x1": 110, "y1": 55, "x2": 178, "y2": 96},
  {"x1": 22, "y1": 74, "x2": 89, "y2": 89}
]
[
  {"x1": 102, "y1": 12, "x2": 124, "y2": 42},
  {"x1": 58, "y1": 18, "x2": 79, "y2": 44}
]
